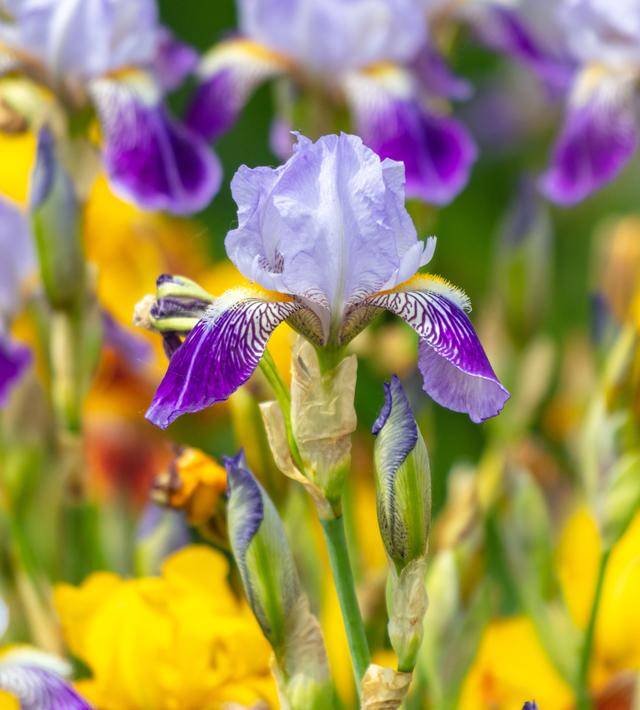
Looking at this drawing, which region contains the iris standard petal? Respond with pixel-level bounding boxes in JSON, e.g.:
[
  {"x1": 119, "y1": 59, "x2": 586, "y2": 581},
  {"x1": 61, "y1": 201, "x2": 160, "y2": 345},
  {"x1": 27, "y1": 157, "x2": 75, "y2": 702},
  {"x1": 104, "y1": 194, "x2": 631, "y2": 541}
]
[
  {"x1": 0, "y1": 0, "x2": 160, "y2": 80},
  {"x1": 0, "y1": 334, "x2": 30, "y2": 407},
  {"x1": 346, "y1": 68, "x2": 477, "y2": 205},
  {"x1": 237, "y1": 0, "x2": 426, "y2": 74},
  {"x1": 90, "y1": 72, "x2": 221, "y2": 214},
  {"x1": 0, "y1": 666, "x2": 90, "y2": 709},
  {"x1": 539, "y1": 70, "x2": 638, "y2": 205},
  {"x1": 226, "y1": 133, "x2": 431, "y2": 332},
  {"x1": 411, "y1": 45, "x2": 472, "y2": 101},
  {"x1": 187, "y1": 39, "x2": 288, "y2": 142},
  {"x1": 146, "y1": 290, "x2": 300, "y2": 428},
  {"x1": 367, "y1": 276, "x2": 509, "y2": 423}
]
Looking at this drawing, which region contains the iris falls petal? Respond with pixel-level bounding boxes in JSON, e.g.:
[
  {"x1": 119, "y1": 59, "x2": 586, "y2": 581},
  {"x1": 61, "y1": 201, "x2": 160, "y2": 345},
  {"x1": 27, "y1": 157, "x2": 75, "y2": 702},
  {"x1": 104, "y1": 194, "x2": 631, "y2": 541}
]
[
  {"x1": 146, "y1": 291, "x2": 300, "y2": 428},
  {"x1": 539, "y1": 71, "x2": 638, "y2": 205},
  {"x1": 90, "y1": 73, "x2": 221, "y2": 214},
  {"x1": 0, "y1": 334, "x2": 30, "y2": 407},
  {"x1": 0, "y1": 662, "x2": 90, "y2": 710},
  {"x1": 367, "y1": 278, "x2": 509, "y2": 423}
]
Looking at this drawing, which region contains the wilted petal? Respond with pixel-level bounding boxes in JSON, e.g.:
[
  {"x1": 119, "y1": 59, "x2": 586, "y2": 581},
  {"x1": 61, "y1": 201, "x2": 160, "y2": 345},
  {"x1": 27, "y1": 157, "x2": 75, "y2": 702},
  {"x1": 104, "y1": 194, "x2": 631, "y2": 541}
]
[
  {"x1": 539, "y1": 71, "x2": 638, "y2": 205},
  {"x1": 367, "y1": 277, "x2": 509, "y2": 423},
  {"x1": 0, "y1": 657, "x2": 90, "y2": 710},
  {"x1": 187, "y1": 39, "x2": 287, "y2": 141},
  {"x1": 226, "y1": 132, "x2": 432, "y2": 333},
  {"x1": 90, "y1": 72, "x2": 221, "y2": 214},
  {"x1": 346, "y1": 69, "x2": 477, "y2": 205},
  {"x1": 0, "y1": 334, "x2": 30, "y2": 407},
  {"x1": 146, "y1": 290, "x2": 300, "y2": 428}
]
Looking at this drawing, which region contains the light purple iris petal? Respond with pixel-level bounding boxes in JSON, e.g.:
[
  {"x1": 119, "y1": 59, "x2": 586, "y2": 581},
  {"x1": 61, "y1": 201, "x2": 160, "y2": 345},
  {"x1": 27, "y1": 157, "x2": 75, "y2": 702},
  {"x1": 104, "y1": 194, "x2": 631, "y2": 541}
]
[
  {"x1": 0, "y1": 0, "x2": 159, "y2": 80},
  {"x1": 146, "y1": 297, "x2": 299, "y2": 428},
  {"x1": 0, "y1": 197, "x2": 33, "y2": 317},
  {"x1": 539, "y1": 79, "x2": 638, "y2": 205},
  {"x1": 411, "y1": 45, "x2": 472, "y2": 101},
  {"x1": 226, "y1": 133, "x2": 432, "y2": 329},
  {"x1": 101, "y1": 310, "x2": 152, "y2": 371},
  {"x1": 237, "y1": 0, "x2": 426, "y2": 73},
  {"x1": 91, "y1": 78, "x2": 221, "y2": 214},
  {"x1": 0, "y1": 334, "x2": 30, "y2": 407},
  {"x1": 357, "y1": 97, "x2": 477, "y2": 205},
  {"x1": 372, "y1": 375, "x2": 418, "y2": 476},
  {"x1": 0, "y1": 664, "x2": 91, "y2": 710},
  {"x1": 368, "y1": 290, "x2": 509, "y2": 423},
  {"x1": 153, "y1": 28, "x2": 198, "y2": 91}
]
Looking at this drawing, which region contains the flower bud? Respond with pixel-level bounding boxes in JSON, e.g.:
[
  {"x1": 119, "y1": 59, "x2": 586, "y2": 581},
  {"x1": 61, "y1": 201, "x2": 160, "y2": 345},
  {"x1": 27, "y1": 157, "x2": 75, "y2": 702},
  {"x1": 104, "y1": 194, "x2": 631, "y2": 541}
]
[
  {"x1": 135, "y1": 274, "x2": 214, "y2": 335},
  {"x1": 372, "y1": 376, "x2": 431, "y2": 571},
  {"x1": 29, "y1": 127, "x2": 85, "y2": 311},
  {"x1": 225, "y1": 451, "x2": 332, "y2": 709},
  {"x1": 134, "y1": 503, "x2": 190, "y2": 575}
]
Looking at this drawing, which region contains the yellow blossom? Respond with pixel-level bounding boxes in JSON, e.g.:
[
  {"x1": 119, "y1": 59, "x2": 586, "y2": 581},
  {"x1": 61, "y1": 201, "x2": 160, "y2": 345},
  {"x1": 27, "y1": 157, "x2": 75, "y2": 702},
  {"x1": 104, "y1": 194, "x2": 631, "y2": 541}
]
[
  {"x1": 154, "y1": 448, "x2": 227, "y2": 527},
  {"x1": 54, "y1": 545, "x2": 277, "y2": 710}
]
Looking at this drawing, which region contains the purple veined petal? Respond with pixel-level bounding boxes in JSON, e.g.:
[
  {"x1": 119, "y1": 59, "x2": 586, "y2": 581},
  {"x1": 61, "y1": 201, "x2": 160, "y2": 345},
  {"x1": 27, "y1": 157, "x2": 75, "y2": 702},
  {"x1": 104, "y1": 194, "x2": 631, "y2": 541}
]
[
  {"x1": 346, "y1": 69, "x2": 477, "y2": 205},
  {"x1": 473, "y1": 4, "x2": 575, "y2": 97},
  {"x1": 539, "y1": 70, "x2": 638, "y2": 206},
  {"x1": 411, "y1": 44, "x2": 472, "y2": 101},
  {"x1": 0, "y1": 662, "x2": 91, "y2": 710},
  {"x1": 366, "y1": 277, "x2": 509, "y2": 423},
  {"x1": 90, "y1": 72, "x2": 222, "y2": 214},
  {"x1": 187, "y1": 39, "x2": 287, "y2": 142},
  {"x1": 0, "y1": 333, "x2": 30, "y2": 407},
  {"x1": 146, "y1": 292, "x2": 300, "y2": 429},
  {"x1": 101, "y1": 310, "x2": 152, "y2": 371},
  {"x1": 153, "y1": 28, "x2": 198, "y2": 92}
]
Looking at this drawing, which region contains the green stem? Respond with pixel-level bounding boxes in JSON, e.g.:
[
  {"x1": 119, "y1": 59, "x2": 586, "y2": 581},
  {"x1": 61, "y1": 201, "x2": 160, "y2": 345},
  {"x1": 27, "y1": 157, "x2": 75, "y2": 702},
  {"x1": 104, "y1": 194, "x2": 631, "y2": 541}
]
[
  {"x1": 321, "y1": 515, "x2": 371, "y2": 690},
  {"x1": 575, "y1": 547, "x2": 611, "y2": 710}
]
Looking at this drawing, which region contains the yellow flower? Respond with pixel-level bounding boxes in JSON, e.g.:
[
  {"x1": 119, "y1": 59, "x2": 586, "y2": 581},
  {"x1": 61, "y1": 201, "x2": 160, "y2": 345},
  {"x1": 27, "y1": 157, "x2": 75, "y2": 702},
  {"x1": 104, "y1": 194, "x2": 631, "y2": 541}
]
[
  {"x1": 0, "y1": 131, "x2": 35, "y2": 205},
  {"x1": 153, "y1": 448, "x2": 227, "y2": 527},
  {"x1": 459, "y1": 616, "x2": 573, "y2": 710},
  {"x1": 54, "y1": 545, "x2": 277, "y2": 710}
]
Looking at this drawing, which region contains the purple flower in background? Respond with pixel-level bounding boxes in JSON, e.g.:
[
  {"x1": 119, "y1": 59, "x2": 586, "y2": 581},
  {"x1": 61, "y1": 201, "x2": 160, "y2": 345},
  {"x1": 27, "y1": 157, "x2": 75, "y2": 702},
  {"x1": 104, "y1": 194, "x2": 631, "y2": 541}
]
[
  {"x1": 472, "y1": 0, "x2": 640, "y2": 205},
  {"x1": 186, "y1": 0, "x2": 477, "y2": 205},
  {"x1": 0, "y1": 0, "x2": 220, "y2": 214},
  {"x1": 146, "y1": 133, "x2": 508, "y2": 429},
  {"x1": 0, "y1": 197, "x2": 33, "y2": 406}
]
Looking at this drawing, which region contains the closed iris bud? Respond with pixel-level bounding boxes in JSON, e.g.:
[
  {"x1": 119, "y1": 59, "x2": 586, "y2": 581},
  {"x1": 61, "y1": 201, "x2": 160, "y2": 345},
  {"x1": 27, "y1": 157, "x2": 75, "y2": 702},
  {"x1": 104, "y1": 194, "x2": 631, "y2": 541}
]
[
  {"x1": 372, "y1": 375, "x2": 431, "y2": 572},
  {"x1": 133, "y1": 274, "x2": 214, "y2": 335},
  {"x1": 134, "y1": 503, "x2": 190, "y2": 576},
  {"x1": 225, "y1": 451, "x2": 332, "y2": 710},
  {"x1": 29, "y1": 126, "x2": 85, "y2": 311},
  {"x1": 372, "y1": 376, "x2": 431, "y2": 673}
]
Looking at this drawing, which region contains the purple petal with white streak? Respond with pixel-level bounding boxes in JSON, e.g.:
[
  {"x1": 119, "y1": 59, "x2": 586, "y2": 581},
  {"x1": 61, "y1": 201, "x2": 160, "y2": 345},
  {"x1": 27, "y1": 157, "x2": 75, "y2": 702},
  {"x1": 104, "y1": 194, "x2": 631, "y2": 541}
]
[
  {"x1": 146, "y1": 296, "x2": 299, "y2": 428},
  {"x1": 0, "y1": 334, "x2": 30, "y2": 407},
  {"x1": 91, "y1": 77, "x2": 221, "y2": 214},
  {"x1": 367, "y1": 288, "x2": 509, "y2": 423},
  {"x1": 0, "y1": 664, "x2": 91, "y2": 710},
  {"x1": 539, "y1": 77, "x2": 638, "y2": 205}
]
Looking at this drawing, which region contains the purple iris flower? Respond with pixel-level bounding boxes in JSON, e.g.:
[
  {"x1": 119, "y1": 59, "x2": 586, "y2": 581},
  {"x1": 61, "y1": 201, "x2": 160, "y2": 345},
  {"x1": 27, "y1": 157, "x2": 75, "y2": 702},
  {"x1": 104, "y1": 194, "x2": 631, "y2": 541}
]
[
  {"x1": 0, "y1": 197, "x2": 33, "y2": 406},
  {"x1": 0, "y1": 0, "x2": 220, "y2": 214},
  {"x1": 186, "y1": 0, "x2": 477, "y2": 205},
  {"x1": 473, "y1": 0, "x2": 640, "y2": 205},
  {"x1": 146, "y1": 133, "x2": 508, "y2": 429}
]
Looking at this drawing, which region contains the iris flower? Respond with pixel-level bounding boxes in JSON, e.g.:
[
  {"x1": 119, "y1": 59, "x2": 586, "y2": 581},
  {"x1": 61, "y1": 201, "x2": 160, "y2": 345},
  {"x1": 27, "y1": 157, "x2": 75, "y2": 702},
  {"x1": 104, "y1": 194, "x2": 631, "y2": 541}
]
[
  {"x1": 0, "y1": 0, "x2": 220, "y2": 213},
  {"x1": 146, "y1": 132, "x2": 508, "y2": 429},
  {"x1": 186, "y1": 0, "x2": 477, "y2": 205},
  {"x1": 475, "y1": 0, "x2": 640, "y2": 205},
  {"x1": 0, "y1": 196, "x2": 32, "y2": 406}
]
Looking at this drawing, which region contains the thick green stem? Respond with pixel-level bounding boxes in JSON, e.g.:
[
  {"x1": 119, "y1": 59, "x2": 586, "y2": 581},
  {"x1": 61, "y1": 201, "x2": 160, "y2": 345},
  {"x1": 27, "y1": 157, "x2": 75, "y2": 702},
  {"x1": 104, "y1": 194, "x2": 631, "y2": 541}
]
[
  {"x1": 575, "y1": 547, "x2": 611, "y2": 710},
  {"x1": 321, "y1": 515, "x2": 371, "y2": 689}
]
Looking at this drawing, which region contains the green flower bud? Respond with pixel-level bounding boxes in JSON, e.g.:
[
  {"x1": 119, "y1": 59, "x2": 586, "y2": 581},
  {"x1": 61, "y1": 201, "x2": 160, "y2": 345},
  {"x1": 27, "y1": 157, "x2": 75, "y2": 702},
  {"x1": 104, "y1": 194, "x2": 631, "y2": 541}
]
[
  {"x1": 372, "y1": 376, "x2": 431, "y2": 572},
  {"x1": 29, "y1": 127, "x2": 85, "y2": 311},
  {"x1": 225, "y1": 451, "x2": 333, "y2": 709}
]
